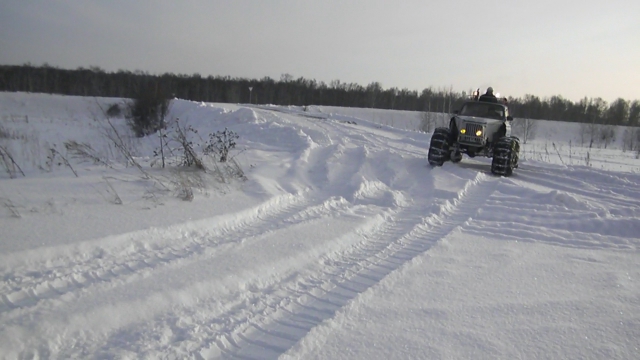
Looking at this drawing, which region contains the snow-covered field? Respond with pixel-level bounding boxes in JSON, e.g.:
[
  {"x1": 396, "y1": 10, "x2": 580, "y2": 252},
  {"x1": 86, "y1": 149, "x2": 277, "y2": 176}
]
[{"x1": 1, "y1": 92, "x2": 639, "y2": 359}]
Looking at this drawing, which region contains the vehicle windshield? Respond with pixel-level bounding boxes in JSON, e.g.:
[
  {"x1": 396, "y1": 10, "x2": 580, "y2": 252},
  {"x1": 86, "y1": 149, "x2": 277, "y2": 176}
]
[{"x1": 459, "y1": 102, "x2": 505, "y2": 119}]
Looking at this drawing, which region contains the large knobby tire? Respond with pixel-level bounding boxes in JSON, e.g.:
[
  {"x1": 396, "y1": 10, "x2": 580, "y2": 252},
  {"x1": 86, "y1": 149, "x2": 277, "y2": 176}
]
[
  {"x1": 428, "y1": 127, "x2": 451, "y2": 166},
  {"x1": 491, "y1": 136, "x2": 520, "y2": 176}
]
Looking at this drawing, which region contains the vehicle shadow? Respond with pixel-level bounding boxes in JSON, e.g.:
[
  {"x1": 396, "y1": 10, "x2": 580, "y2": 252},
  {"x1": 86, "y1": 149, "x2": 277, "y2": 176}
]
[{"x1": 451, "y1": 158, "x2": 493, "y2": 174}]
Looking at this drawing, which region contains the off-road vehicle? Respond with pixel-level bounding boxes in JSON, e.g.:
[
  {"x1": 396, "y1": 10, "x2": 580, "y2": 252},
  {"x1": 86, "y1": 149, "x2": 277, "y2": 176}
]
[{"x1": 428, "y1": 100, "x2": 520, "y2": 176}]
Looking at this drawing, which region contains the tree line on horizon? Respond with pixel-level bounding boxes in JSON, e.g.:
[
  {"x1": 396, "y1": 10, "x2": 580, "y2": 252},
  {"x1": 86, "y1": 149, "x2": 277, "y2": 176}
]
[{"x1": 1, "y1": 64, "x2": 638, "y2": 127}]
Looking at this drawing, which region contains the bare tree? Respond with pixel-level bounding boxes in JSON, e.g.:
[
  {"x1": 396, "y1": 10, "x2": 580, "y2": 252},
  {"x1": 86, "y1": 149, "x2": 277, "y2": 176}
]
[
  {"x1": 622, "y1": 127, "x2": 640, "y2": 152},
  {"x1": 580, "y1": 122, "x2": 616, "y2": 149},
  {"x1": 580, "y1": 120, "x2": 599, "y2": 148},
  {"x1": 419, "y1": 101, "x2": 436, "y2": 133},
  {"x1": 128, "y1": 84, "x2": 170, "y2": 137},
  {"x1": 598, "y1": 125, "x2": 616, "y2": 148},
  {"x1": 628, "y1": 100, "x2": 640, "y2": 127},
  {"x1": 513, "y1": 118, "x2": 537, "y2": 144}
]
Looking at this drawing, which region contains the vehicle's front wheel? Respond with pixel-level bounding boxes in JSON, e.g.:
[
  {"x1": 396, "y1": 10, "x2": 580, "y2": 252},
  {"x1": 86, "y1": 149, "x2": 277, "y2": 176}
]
[
  {"x1": 491, "y1": 136, "x2": 520, "y2": 176},
  {"x1": 428, "y1": 127, "x2": 451, "y2": 166},
  {"x1": 451, "y1": 149, "x2": 462, "y2": 163}
]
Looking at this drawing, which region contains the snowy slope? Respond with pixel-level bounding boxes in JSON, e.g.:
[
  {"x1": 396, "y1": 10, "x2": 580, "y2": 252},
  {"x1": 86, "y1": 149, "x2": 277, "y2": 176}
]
[{"x1": 0, "y1": 93, "x2": 639, "y2": 359}]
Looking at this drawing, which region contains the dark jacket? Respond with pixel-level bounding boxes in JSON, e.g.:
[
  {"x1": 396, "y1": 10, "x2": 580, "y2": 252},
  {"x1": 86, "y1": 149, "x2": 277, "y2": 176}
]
[{"x1": 478, "y1": 93, "x2": 498, "y2": 103}]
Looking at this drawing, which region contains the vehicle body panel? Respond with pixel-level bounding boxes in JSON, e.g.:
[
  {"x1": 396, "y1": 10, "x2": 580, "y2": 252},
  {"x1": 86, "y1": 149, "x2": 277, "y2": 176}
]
[{"x1": 450, "y1": 101, "x2": 512, "y2": 156}]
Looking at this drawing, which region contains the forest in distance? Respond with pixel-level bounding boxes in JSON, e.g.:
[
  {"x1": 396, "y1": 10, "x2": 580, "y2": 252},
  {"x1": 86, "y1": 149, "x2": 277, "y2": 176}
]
[{"x1": 1, "y1": 64, "x2": 638, "y2": 127}]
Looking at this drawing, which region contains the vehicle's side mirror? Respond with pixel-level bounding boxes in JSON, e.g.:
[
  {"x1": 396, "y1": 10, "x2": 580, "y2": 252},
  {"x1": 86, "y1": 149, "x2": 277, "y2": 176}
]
[{"x1": 507, "y1": 116, "x2": 513, "y2": 121}]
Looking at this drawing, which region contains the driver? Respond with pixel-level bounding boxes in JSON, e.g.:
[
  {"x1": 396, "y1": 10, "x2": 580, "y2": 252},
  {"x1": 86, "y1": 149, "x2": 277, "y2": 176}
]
[{"x1": 479, "y1": 87, "x2": 498, "y2": 103}]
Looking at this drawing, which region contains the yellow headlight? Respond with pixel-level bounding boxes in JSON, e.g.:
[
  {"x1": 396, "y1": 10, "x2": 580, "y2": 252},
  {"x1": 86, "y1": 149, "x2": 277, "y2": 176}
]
[
  {"x1": 460, "y1": 129, "x2": 466, "y2": 134},
  {"x1": 476, "y1": 130, "x2": 482, "y2": 136}
]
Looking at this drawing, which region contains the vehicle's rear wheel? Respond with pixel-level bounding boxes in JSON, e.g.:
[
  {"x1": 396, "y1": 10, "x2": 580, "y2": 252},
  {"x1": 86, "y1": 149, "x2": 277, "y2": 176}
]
[
  {"x1": 491, "y1": 136, "x2": 520, "y2": 176},
  {"x1": 428, "y1": 127, "x2": 451, "y2": 166}
]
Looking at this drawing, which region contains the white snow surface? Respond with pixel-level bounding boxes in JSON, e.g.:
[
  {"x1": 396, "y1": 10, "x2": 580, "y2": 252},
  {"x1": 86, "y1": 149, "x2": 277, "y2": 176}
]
[{"x1": 1, "y1": 92, "x2": 639, "y2": 359}]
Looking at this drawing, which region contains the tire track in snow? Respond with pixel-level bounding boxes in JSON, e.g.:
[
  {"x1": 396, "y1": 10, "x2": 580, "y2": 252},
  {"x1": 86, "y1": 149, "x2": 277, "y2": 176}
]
[
  {"x1": 295, "y1": 108, "x2": 428, "y2": 161},
  {"x1": 516, "y1": 165, "x2": 640, "y2": 209},
  {"x1": 2, "y1": 107, "x2": 424, "y2": 358},
  {"x1": 463, "y1": 169, "x2": 640, "y2": 251},
  {"x1": 209, "y1": 173, "x2": 497, "y2": 359},
  {"x1": 4, "y1": 107, "x2": 494, "y2": 357},
  {"x1": 20, "y1": 179, "x2": 409, "y2": 358},
  {"x1": 0, "y1": 191, "x2": 357, "y2": 315},
  {"x1": 96, "y1": 173, "x2": 496, "y2": 359}
]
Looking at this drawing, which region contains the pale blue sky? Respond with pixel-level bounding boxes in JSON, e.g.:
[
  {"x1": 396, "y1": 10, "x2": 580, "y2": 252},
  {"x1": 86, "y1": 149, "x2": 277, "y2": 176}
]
[{"x1": 1, "y1": 0, "x2": 638, "y2": 102}]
